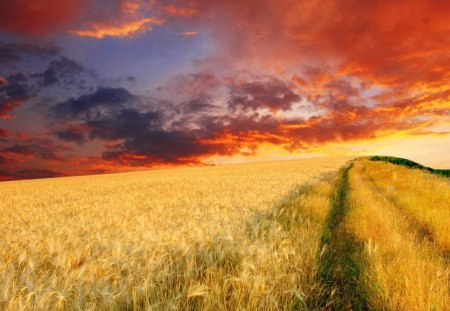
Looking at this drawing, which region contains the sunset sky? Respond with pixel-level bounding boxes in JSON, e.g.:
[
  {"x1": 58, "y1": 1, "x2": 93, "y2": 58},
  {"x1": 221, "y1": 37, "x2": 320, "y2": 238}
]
[{"x1": 0, "y1": 0, "x2": 449, "y2": 180}]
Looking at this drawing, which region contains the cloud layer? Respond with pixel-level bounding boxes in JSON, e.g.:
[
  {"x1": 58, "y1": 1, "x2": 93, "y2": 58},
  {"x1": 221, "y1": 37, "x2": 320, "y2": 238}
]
[{"x1": 0, "y1": 0, "x2": 449, "y2": 180}]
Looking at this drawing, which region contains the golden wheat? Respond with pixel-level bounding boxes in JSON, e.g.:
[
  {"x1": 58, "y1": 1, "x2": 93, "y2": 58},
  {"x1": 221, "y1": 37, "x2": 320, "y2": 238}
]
[
  {"x1": 363, "y1": 160, "x2": 450, "y2": 253},
  {"x1": 346, "y1": 159, "x2": 450, "y2": 310},
  {"x1": 3, "y1": 156, "x2": 449, "y2": 310},
  {"x1": 0, "y1": 157, "x2": 348, "y2": 310}
]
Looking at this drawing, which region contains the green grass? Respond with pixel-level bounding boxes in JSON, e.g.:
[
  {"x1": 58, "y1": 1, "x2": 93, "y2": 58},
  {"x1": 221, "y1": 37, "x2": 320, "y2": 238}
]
[
  {"x1": 371, "y1": 156, "x2": 450, "y2": 178},
  {"x1": 310, "y1": 163, "x2": 373, "y2": 310}
]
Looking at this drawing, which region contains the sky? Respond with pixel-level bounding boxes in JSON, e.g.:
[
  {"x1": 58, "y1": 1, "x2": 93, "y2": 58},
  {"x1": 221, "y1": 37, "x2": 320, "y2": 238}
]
[{"x1": 0, "y1": 0, "x2": 449, "y2": 180}]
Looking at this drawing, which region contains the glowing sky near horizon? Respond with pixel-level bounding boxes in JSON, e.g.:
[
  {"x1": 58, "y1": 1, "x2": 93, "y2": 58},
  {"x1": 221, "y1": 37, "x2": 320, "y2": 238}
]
[{"x1": 0, "y1": 0, "x2": 449, "y2": 180}]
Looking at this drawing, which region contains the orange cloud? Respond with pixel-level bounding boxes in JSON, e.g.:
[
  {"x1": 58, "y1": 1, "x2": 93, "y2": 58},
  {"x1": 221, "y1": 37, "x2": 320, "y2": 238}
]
[
  {"x1": 187, "y1": 0, "x2": 450, "y2": 88},
  {"x1": 121, "y1": 0, "x2": 141, "y2": 15},
  {"x1": 164, "y1": 5, "x2": 198, "y2": 17},
  {"x1": 180, "y1": 31, "x2": 200, "y2": 36},
  {"x1": 70, "y1": 17, "x2": 164, "y2": 38},
  {"x1": 186, "y1": 0, "x2": 450, "y2": 143}
]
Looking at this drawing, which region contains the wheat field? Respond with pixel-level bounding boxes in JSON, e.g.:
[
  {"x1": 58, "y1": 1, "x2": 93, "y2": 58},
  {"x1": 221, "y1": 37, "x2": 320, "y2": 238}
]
[
  {"x1": 0, "y1": 157, "x2": 349, "y2": 310},
  {"x1": 346, "y1": 159, "x2": 450, "y2": 310},
  {"x1": 2, "y1": 156, "x2": 450, "y2": 311}
]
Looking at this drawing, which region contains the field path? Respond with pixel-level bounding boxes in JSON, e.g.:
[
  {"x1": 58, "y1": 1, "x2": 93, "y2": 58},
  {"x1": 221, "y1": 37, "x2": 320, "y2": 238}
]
[{"x1": 312, "y1": 163, "x2": 372, "y2": 310}]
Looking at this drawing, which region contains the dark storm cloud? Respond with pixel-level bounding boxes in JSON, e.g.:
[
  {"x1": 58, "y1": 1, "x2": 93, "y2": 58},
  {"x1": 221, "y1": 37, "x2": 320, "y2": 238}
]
[
  {"x1": 1, "y1": 138, "x2": 65, "y2": 161},
  {"x1": 0, "y1": 135, "x2": 73, "y2": 180},
  {"x1": 4, "y1": 68, "x2": 438, "y2": 180},
  {"x1": 228, "y1": 78, "x2": 301, "y2": 111},
  {"x1": 2, "y1": 74, "x2": 29, "y2": 98},
  {"x1": 102, "y1": 130, "x2": 218, "y2": 164},
  {"x1": 52, "y1": 126, "x2": 87, "y2": 145},
  {"x1": 45, "y1": 84, "x2": 257, "y2": 164},
  {"x1": 33, "y1": 56, "x2": 85, "y2": 87},
  {"x1": 87, "y1": 109, "x2": 163, "y2": 141},
  {"x1": 2, "y1": 144, "x2": 34, "y2": 156},
  {"x1": 0, "y1": 42, "x2": 60, "y2": 64},
  {"x1": 227, "y1": 114, "x2": 280, "y2": 134},
  {"x1": 0, "y1": 55, "x2": 94, "y2": 118},
  {"x1": 38, "y1": 72, "x2": 444, "y2": 173},
  {"x1": 49, "y1": 87, "x2": 136, "y2": 120},
  {"x1": 1, "y1": 55, "x2": 89, "y2": 95},
  {"x1": 0, "y1": 73, "x2": 32, "y2": 118},
  {"x1": 67, "y1": 113, "x2": 280, "y2": 165},
  {"x1": 42, "y1": 77, "x2": 313, "y2": 166},
  {"x1": 180, "y1": 98, "x2": 218, "y2": 114},
  {"x1": 46, "y1": 87, "x2": 230, "y2": 164}
]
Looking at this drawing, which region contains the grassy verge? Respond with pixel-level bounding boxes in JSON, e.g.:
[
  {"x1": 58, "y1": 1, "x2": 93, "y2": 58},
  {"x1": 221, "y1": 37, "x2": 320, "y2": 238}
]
[{"x1": 371, "y1": 156, "x2": 450, "y2": 178}]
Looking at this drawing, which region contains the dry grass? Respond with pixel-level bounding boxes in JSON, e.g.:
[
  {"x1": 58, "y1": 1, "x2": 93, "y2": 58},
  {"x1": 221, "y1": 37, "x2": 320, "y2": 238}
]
[
  {"x1": 364, "y1": 160, "x2": 450, "y2": 253},
  {"x1": 346, "y1": 159, "x2": 450, "y2": 310},
  {"x1": 0, "y1": 157, "x2": 347, "y2": 310}
]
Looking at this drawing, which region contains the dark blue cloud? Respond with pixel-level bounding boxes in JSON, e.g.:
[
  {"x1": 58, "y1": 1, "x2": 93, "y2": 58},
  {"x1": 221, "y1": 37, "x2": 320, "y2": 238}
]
[
  {"x1": 0, "y1": 42, "x2": 60, "y2": 64},
  {"x1": 33, "y1": 56, "x2": 85, "y2": 87},
  {"x1": 2, "y1": 139, "x2": 61, "y2": 160},
  {"x1": 228, "y1": 78, "x2": 301, "y2": 111},
  {"x1": 52, "y1": 127, "x2": 87, "y2": 145},
  {"x1": 87, "y1": 109, "x2": 163, "y2": 141},
  {"x1": 44, "y1": 79, "x2": 290, "y2": 165},
  {"x1": 49, "y1": 87, "x2": 136, "y2": 119}
]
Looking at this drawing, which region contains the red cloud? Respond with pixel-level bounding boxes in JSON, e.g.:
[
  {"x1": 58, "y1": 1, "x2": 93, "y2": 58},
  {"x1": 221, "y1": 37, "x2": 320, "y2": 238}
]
[
  {"x1": 164, "y1": 5, "x2": 199, "y2": 17},
  {"x1": 17, "y1": 132, "x2": 29, "y2": 140},
  {"x1": 0, "y1": 0, "x2": 81, "y2": 36},
  {"x1": 0, "y1": 128, "x2": 9, "y2": 137},
  {"x1": 0, "y1": 99, "x2": 24, "y2": 119},
  {"x1": 186, "y1": 0, "x2": 450, "y2": 91}
]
